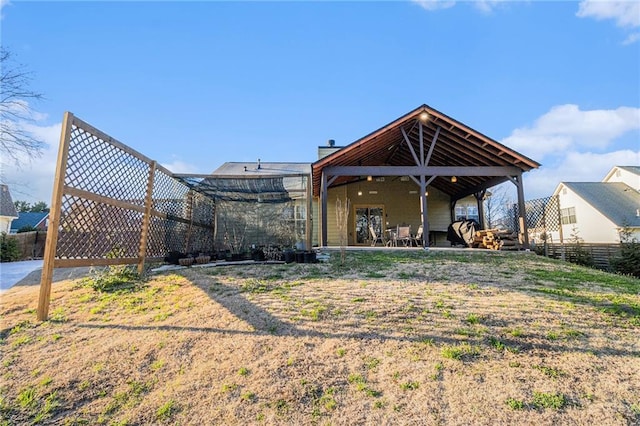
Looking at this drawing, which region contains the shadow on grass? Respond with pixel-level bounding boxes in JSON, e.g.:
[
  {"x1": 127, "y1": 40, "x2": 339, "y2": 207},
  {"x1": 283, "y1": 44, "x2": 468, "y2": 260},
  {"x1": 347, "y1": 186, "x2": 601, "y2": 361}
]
[{"x1": 75, "y1": 270, "x2": 640, "y2": 359}]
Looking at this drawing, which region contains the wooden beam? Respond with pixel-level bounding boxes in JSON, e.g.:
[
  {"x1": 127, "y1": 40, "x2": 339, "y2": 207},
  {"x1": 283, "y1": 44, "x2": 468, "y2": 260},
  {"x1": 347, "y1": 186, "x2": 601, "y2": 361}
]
[
  {"x1": 419, "y1": 120, "x2": 424, "y2": 167},
  {"x1": 54, "y1": 257, "x2": 140, "y2": 268},
  {"x1": 64, "y1": 186, "x2": 147, "y2": 214},
  {"x1": 450, "y1": 176, "x2": 511, "y2": 202},
  {"x1": 514, "y1": 172, "x2": 530, "y2": 249},
  {"x1": 72, "y1": 115, "x2": 156, "y2": 166},
  {"x1": 38, "y1": 112, "x2": 73, "y2": 321},
  {"x1": 325, "y1": 166, "x2": 522, "y2": 177},
  {"x1": 305, "y1": 174, "x2": 313, "y2": 251},
  {"x1": 424, "y1": 125, "x2": 440, "y2": 166},
  {"x1": 137, "y1": 161, "x2": 156, "y2": 275},
  {"x1": 321, "y1": 171, "x2": 328, "y2": 246},
  {"x1": 400, "y1": 126, "x2": 421, "y2": 167}
]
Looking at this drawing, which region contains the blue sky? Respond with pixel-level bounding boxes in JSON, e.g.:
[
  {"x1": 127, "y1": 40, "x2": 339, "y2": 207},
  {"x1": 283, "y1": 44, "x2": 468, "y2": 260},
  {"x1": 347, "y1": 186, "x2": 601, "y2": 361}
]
[{"x1": 1, "y1": 0, "x2": 639, "y2": 203}]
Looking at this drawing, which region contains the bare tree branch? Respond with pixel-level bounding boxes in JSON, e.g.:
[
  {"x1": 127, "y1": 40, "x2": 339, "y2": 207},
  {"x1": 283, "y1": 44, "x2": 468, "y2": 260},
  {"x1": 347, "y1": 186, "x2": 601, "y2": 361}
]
[{"x1": 0, "y1": 48, "x2": 45, "y2": 164}]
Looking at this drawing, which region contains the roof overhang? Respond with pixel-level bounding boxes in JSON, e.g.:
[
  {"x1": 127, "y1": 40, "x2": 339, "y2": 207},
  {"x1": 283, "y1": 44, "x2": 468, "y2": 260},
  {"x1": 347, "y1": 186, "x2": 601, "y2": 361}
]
[{"x1": 312, "y1": 104, "x2": 540, "y2": 198}]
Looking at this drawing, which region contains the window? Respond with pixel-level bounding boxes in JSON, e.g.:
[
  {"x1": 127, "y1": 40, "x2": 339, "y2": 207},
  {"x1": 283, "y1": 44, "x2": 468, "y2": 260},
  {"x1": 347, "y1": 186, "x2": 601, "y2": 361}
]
[
  {"x1": 455, "y1": 205, "x2": 479, "y2": 222},
  {"x1": 294, "y1": 204, "x2": 306, "y2": 239},
  {"x1": 560, "y1": 207, "x2": 576, "y2": 225}
]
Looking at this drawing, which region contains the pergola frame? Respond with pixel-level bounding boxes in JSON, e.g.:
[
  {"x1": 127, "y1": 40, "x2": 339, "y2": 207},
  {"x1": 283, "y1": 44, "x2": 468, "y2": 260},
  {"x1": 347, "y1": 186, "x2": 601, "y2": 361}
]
[{"x1": 314, "y1": 105, "x2": 539, "y2": 249}]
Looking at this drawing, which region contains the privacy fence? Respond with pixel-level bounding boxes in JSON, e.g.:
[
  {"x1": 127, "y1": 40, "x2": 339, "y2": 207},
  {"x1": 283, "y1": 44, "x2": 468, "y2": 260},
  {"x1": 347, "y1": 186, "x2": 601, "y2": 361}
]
[
  {"x1": 507, "y1": 195, "x2": 562, "y2": 245},
  {"x1": 38, "y1": 113, "x2": 216, "y2": 319},
  {"x1": 38, "y1": 113, "x2": 311, "y2": 320}
]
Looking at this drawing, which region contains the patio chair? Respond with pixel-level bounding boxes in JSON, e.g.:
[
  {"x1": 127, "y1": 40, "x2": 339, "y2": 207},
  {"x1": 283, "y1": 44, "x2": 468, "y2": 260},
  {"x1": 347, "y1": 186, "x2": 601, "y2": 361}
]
[
  {"x1": 396, "y1": 225, "x2": 412, "y2": 247},
  {"x1": 412, "y1": 225, "x2": 424, "y2": 247},
  {"x1": 369, "y1": 225, "x2": 385, "y2": 247}
]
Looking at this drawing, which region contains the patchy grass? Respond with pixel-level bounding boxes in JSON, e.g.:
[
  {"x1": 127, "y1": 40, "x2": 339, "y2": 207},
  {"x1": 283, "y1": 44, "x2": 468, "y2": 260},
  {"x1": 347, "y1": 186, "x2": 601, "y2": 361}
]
[{"x1": 0, "y1": 250, "x2": 638, "y2": 424}]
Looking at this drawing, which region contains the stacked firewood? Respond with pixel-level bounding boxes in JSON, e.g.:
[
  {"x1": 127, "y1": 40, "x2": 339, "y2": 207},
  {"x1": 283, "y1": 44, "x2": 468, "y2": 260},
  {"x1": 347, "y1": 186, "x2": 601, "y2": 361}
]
[{"x1": 472, "y1": 229, "x2": 520, "y2": 250}]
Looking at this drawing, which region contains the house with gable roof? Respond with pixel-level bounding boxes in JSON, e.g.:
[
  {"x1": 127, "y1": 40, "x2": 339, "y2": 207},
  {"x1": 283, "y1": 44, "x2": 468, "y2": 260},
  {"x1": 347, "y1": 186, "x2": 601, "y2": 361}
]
[
  {"x1": 550, "y1": 166, "x2": 640, "y2": 244},
  {"x1": 10, "y1": 211, "x2": 49, "y2": 234},
  {"x1": 0, "y1": 184, "x2": 19, "y2": 234}
]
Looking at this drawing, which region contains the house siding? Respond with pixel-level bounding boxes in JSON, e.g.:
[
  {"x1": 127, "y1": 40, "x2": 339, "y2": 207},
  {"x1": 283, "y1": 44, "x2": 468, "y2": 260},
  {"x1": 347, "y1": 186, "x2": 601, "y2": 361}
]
[
  {"x1": 604, "y1": 167, "x2": 640, "y2": 190},
  {"x1": 551, "y1": 185, "x2": 622, "y2": 243},
  {"x1": 319, "y1": 180, "x2": 472, "y2": 246}
]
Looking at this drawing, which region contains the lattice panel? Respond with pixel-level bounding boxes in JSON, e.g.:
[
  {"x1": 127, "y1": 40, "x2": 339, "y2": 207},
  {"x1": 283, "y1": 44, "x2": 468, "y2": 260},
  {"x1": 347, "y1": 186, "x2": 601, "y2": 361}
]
[
  {"x1": 65, "y1": 125, "x2": 150, "y2": 204},
  {"x1": 56, "y1": 194, "x2": 143, "y2": 259},
  {"x1": 191, "y1": 192, "x2": 215, "y2": 225},
  {"x1": 508, "y1": 195, "x2": 560, "y2": 233},
  {"x1": 152, "y1": 168, "x2": 190, "y2": 216},
  {"x1": 190, "y1": 226, "x2": 215, "y2": 254},
  {"x1": 145, "y1": 217, "x2": 188, "y2": 257}
]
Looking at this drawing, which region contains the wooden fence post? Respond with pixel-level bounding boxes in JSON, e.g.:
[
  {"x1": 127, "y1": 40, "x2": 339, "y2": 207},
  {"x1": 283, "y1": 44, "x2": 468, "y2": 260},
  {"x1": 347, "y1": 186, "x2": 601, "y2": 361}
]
[
  {"x1": 137, "y1": 161, "x2": 156, "y2": 275},
  {"x1": 38, "y1": 112, "x2": 73, "y2": 321}
]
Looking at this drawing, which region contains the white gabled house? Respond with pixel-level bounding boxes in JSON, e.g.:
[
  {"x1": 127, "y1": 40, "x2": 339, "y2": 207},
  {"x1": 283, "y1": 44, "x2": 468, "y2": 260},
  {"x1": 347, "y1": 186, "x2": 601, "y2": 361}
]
[{"x1": 551, "y1": 166, "x2": 640, "y2": 243}]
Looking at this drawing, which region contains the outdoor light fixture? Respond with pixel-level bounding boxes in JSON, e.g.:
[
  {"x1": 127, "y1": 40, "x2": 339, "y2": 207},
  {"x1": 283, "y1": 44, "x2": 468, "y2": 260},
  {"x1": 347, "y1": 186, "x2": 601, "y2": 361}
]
[
  {"x1": 358, "y1": 190, "x2": 363, "y2": 196},
  {"x1": 367, "y1": 175, "x2": 373, "y2": 182},
  {"x1": 451, "y1": 176, "x2": 457, "y2": 183},
  {"x1": 419, "y1": 112, "x2": 429, "y2": 121}
]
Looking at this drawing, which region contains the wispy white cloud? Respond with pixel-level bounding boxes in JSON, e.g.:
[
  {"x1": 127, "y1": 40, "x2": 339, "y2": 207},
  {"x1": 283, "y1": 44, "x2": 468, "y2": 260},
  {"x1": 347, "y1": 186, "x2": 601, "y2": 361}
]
[
  {"x1": 623, "y1": 32, "x2": 640, "y2": 45},
  {"x1": 501, "y1": 104, "x2": 640, "y2": 160},
  {"x1": 577, "y1": 0, "x2": 640, "y2": 28},
  {"x1": 412, "y1": 0, "x2": 511, "y2": 13},
  {"x1": 577, "y1": 0, "x2": 640, "y2": 44},
  {"x1": 0, "y1": 0, "x2": 10, "y2": 19},
  {"x1": 160, "y1": 158, "x2": 203, "y2": 174},
  {"x1": 412, "y1": 0, "x2": 456, "y2": 11},
  {"x1": 473, "y1": 0, "x2": 511, "y2": 14},
  {"x1": 524, "y1": 149, "x2": 640, "y2": 198},
  {"x1": 1, "y1": 120, "x2": 62, "y2": 204}
]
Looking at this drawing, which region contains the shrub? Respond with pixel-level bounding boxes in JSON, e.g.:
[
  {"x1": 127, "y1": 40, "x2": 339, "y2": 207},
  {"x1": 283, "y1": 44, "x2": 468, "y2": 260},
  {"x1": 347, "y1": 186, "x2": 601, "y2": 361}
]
[
  {"x1": 610, "y1": 227, "x2": 640, "y2": 278},
  {"x1": 566, "y1": 227, "x2": 593, "y2": 267},
  {"x1": 0, "y1": 232, "x2": 20, "y2": 262},
  {"x1": 83, "y1": 265, "x2": 142, "y2": 292}
]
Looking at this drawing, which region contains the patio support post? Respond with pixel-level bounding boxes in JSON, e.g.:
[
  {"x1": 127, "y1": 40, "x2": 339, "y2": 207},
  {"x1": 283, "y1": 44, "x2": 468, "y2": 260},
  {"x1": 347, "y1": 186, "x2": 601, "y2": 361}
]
[
  {"x1": 137, "y1": 160, "x2": 156, "y2": 275},
  {"x1": 305, "y1": 174, "x2": 312, "y2": 251},
  {"x1": 38, "y1": 111, "x2": 73, "y2": 321},
  {"x1": 514, "y1": 172, "x2": 530, "y2": 249},
  {"x1": 420, "y1": 175, "x2": 429, "y2": 248},
  {"x1": 320, "y1": 171, "x2": 328, "y2": 247},
  {"x1": 419, "y1": 120, "x2": 425, "y2": 166},
  {"x1": 475, "y1": 190, "x2": 486, "y2": 229}
]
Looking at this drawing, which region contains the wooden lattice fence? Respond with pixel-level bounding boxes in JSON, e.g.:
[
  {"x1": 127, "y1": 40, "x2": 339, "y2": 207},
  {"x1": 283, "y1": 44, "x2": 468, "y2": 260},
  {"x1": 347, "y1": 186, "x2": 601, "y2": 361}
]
[{"x1": 38, "y1": 112, "x2": 215, "y2": 320}]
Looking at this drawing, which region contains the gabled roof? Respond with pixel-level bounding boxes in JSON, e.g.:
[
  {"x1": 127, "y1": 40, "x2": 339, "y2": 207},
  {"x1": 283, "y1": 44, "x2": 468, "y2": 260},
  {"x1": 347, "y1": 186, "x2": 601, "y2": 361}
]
[
  {"x1": 602, "y1": 165, "x2": 640, "y2": 183},
  {"x1": 10, "y1": 212, "x2": 49, "y2": 232},
  {"x1": 0, "y1": 184, "x2": 18, "y2": 218},
  {"x1": 617, "y1": 166, "x2": 640, "y2": 175},
  {"x1": 562, "y1": 182, "x2": 640, "y2": 227},
  {"x1": 312, "y1": 104, "x2": 540, "y2": 197}
]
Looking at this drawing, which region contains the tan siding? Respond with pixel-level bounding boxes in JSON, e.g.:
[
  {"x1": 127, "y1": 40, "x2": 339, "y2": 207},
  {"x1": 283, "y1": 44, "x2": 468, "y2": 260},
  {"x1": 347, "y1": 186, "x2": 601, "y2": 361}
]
[{"x1": 321, "y1": 179, "x2": 455, "y2": 245}]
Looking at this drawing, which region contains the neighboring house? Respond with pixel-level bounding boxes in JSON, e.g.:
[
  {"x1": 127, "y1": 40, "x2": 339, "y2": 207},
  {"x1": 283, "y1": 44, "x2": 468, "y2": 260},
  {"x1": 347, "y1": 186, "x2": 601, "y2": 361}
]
[
  {"x1": 602, "y1": 165, "x2": 640, "y2": 190},
  {"x1": 0, "y1": 184, "x2": 19, "y2": 234},
  {"x1": 550, "y1": 166, "x2": 640, "y2": 243},
  {"x1": 10, "y1": 211, "x2": 49, "y2": 234}
]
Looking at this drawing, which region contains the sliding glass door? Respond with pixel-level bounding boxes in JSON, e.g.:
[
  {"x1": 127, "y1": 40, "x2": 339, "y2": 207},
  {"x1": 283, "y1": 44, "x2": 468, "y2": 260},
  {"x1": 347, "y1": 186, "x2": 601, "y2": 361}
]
[{"x1": 354, "y1": 206, "x2": 384, "y2": 245}]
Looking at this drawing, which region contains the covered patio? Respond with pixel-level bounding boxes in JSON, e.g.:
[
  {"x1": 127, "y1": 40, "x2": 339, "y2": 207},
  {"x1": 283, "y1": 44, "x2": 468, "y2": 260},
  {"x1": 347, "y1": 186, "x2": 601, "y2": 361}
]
[{"x1": 313, "y1": 104, "x2": 540, "y2": 248}]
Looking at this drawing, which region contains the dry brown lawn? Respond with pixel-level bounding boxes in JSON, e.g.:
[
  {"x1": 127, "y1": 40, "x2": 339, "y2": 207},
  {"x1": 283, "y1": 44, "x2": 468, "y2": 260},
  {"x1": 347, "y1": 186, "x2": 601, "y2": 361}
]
[{"x1": 1, "y1": 250, "x2": 639, "y2": 425}]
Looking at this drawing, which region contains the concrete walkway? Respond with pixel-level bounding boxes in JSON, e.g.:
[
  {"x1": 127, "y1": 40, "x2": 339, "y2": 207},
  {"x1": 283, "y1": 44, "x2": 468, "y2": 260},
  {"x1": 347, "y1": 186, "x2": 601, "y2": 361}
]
[{"x1": 0, "y1": 260, "x2": 44, "y2": 293}]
